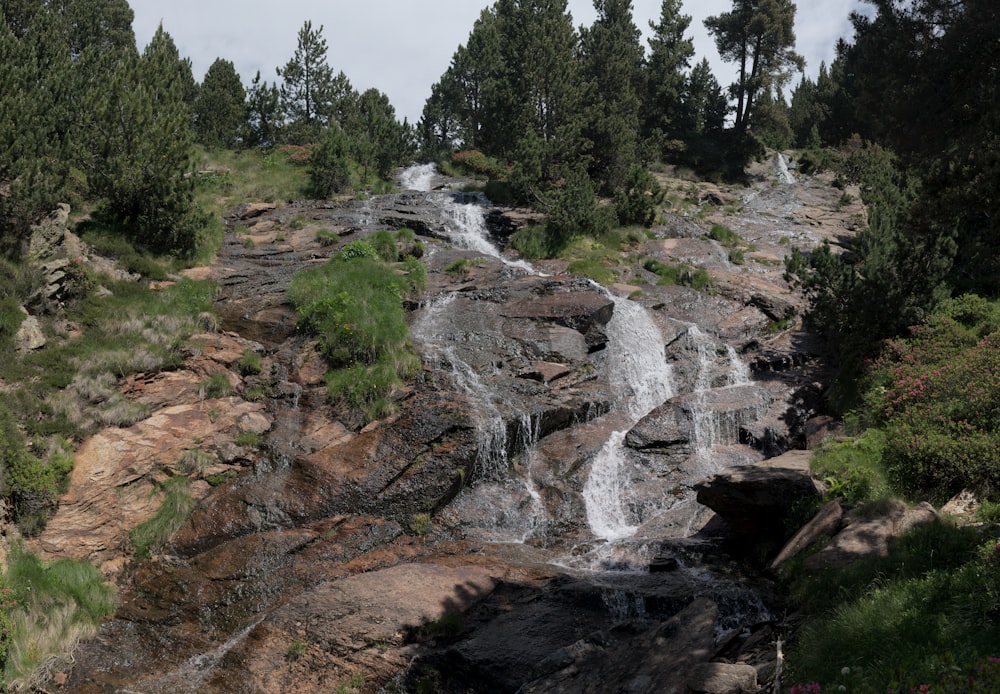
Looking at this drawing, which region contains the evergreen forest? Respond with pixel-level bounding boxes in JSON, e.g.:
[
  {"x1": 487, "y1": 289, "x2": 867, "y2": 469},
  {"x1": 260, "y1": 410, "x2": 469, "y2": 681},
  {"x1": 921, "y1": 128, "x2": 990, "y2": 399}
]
[{"x1": 2, "y1": 0, "x2": 1000, "y2": 690}]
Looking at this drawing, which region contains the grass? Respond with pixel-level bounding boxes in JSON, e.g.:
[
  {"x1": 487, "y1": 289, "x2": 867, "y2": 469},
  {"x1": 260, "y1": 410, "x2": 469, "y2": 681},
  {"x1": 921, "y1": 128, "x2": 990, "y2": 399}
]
[
  {"x1": 199, "y1": 373, "x2": 232, "y2": 399},
  {"x1": 237, "y1": 348, "x2": 263, "y2": 376},
  {"x1": 643, "y1": 258, "x2": 712, "y2": 290},
  {"x1": 289, "y1": 253, "x2": 425, "y2": 424},
  {"x1": 809, "y1": 429, "x2": 890, "y2": 505},
  {"x1": 129, "y1": 476, "x2": 196, "y2": 560},
  {"x1": 235, "y1": 431, "x2": 261, "y2": 448},
  {"x1": 1, "y1": 547, "x2": 117, "y2": 689},
  {"x1": 786, "y1": 521, "x2": 1000, "y2": 691}
]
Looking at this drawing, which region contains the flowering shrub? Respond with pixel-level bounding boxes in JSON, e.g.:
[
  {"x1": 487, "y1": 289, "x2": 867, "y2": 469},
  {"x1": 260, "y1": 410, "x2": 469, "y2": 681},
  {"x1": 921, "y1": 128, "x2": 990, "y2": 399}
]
[{"x1": 866, "y1": 306, "x2": 1000, "y2": 498}]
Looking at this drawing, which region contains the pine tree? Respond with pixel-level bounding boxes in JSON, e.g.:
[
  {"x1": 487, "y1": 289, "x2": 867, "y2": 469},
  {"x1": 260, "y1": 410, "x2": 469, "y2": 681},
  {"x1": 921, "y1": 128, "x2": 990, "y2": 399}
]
[
  {"x1": 79, "y1": 26, "x2": 202, "y2": 253},
  {"x1": 348, "y1": 88, "x2": 411, "y2": 180},
  {"x1": 493, "y1": 0, "x2": 588, "y2": 181},
  {"x1": 0, "y1": 10, "x2": 73, "y2": 253},
  {"x1": 581, "y1": 0, "x2": 645, "y2": 192},
  {"x1": 278, "y1": 20, "x2": 337, "y2": 144},
  {"x1": 704, "y1": 0, "x2": 803, "y2": 134},
  {"x1": 679, "y1": 58, "x2": 728, "y2": 137},
  {"x1": 244, "y1": 70, "x2": 282, "y2": 149},
  {"x1": 643, "y1": 0, "x2": 695, "y2": 146},
  {"x1": 194, "y1": 58, "x2": 246, "y2": 149}
]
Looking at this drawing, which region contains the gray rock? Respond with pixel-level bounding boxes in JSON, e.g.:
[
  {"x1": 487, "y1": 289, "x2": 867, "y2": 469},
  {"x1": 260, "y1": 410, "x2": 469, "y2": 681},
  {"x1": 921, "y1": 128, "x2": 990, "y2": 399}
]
[
  {"x1": 27, "y1": 203, "x2": 70, "y2": 260},
  {"x1": 14, "y1": 311, "x2": 46, "y2": 352}
]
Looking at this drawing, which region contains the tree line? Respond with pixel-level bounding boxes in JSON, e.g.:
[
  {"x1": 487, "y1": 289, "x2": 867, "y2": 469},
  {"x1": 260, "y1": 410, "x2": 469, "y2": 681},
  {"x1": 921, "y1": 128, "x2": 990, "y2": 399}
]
[{"x1": 0, "y1": 3, "x2": 415, "y2": 258}]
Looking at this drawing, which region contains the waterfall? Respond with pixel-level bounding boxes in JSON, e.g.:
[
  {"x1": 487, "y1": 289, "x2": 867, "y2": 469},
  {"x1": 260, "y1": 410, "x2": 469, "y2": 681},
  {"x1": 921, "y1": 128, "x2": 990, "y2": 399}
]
[
  {"x1": 583, "y1": 295, "x2": 673, "y2": 540},
  {"x1": 776, "y1": 153, "x2": 796, "y2": 185},
  {"x1": 399, "y1": 162, "x2": 437, "y2": 191}
]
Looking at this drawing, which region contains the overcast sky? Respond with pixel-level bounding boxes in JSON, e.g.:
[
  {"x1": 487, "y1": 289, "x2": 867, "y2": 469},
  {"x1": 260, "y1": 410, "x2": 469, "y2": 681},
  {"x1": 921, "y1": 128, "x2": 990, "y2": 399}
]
[{"x1": 131, "y1": 1, "x2": 867, "y2": 124}]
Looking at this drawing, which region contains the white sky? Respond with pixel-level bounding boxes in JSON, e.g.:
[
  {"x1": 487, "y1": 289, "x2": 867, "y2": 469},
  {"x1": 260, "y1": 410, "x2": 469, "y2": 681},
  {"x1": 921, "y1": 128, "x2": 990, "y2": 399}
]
[{"x1": 130, "y1": 0, "x2": 866, "y2": 124}]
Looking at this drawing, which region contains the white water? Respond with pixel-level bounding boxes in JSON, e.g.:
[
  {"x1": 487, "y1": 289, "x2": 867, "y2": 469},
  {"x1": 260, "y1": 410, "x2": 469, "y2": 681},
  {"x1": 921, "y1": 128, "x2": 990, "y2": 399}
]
[
  {"x1": 583, "y1": 295, "x2": 674, "y2": 540},
  {"x1": 776, "y1": 153, "x2": 796, "y2": 185},
  {"x1": 398, "y1": 162, "x2": 437, "y2": 191}
]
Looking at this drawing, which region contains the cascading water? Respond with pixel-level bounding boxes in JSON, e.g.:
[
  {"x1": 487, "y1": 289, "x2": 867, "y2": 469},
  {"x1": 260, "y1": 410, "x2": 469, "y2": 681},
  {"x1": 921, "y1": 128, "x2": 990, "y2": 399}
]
[
  {"x1": 776, "y1": 152, "x2": 796, "y2": 185},
  {"x1": 399, "y1": 162, "x2": 437, "y2": 192},
  {"x1": 583, "y1": 296, "x2": 674, "y2": 541}
]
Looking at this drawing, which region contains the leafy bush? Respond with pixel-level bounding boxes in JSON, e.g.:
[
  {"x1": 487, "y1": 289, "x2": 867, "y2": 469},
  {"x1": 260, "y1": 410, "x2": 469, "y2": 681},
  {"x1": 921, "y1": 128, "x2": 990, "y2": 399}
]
[
  {"x1": 865, "y1": 303, "x2": 1000, "y2": 499},
  {"x1": 0, "y1": 405, "x2": 73, "y2": 533}
]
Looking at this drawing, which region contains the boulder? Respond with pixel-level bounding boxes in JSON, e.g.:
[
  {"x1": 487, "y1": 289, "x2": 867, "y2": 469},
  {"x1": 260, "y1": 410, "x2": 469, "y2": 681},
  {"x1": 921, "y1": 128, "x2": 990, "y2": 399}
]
[
  {"x1": 13, "y1": 311, "x2": 45, "y2": 352},
  {"x1": 694, "y1": 463, "x2": 821, "y2": 537},
  {"x1": 769, "y1": 498, "x2": 843, "y2": 569},
  {"x1": 803, "y1": 500, "x2": 937, "y2": 571},
  {"x1": 687, "y1": 661, "x2": 759, "y2": 694}
]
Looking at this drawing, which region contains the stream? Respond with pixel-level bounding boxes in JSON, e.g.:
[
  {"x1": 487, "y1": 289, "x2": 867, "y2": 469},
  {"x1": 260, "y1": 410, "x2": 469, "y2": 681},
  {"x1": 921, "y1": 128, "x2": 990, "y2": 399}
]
[{"x1": 57, "y1": 158, "x2": 838, "y2": 693}]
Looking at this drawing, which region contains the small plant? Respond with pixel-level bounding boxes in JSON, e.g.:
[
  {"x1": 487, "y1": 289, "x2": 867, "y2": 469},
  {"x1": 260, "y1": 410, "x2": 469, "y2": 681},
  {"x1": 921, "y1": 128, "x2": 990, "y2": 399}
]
[
  {"x1": 273, "y1": 231, "x2": 286, "y2": 242},
  {"x1": 200, "y1": 373, "x2": 232, "y2": 399},
  {"x1": 289, "y1": 216, "x2": 306, "y2": 230},
  {"x1": 206, "y1": 469, "x2": 238, "y2": 486},
  {"x1": 409, "y1": 512, "x2": 432, "y2": 536},
  {"x1": 728, "y1": 248, "x2": 746, "y2": 265},
  {"x1": 235, "y1": 431, "x2": 261, "y2": 448},
  {"x1": 242, "y1": 237, "x2": 255, "y2": 249},
  {"x1": 286, "y1": 639, "x2": 306, "y2": 662},
  {"x1": 244, "y1": 385, "x2": 268, "y2": 402},
  {"x1": 237, "y1": 348, "x2": 263, "y2": 376},
  {"x1": 315, "y1": 229, "x2": 339, "y2": 246},
  {"x1": 208, "y1": 408, "x2": 220, "y2": 423},
  {"x1": 177, "y1": 448, "x2": 215, "y2": 475}
]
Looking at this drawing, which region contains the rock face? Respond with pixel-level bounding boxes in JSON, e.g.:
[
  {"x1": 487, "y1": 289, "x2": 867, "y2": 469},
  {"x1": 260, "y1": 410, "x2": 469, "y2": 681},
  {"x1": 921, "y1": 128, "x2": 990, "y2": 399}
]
[
  {"x1": 45, "y1": 161, "x2": 853, "y2": 693},
  {"x1": 693, "y1": 454, "x2": 822, "y2": 538}
]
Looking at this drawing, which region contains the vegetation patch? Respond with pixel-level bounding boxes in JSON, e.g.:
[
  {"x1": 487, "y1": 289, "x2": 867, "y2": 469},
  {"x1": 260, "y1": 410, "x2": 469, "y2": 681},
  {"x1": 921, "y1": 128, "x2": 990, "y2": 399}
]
[
  {"x1": 129, "y1": 476, "x2": 196, "y2": 560},
  {"x1": 289, "y1": 251, "x2": 424, "y2": 424},
  {"x1": 0, "y1": 547, "x2": 116, "y2": 689}
]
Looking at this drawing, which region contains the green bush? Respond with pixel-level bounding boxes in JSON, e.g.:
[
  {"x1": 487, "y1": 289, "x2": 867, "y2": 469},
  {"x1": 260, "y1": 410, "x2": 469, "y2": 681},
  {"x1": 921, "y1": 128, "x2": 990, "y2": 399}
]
[
  {"x1": 708, "y1": 223, "x2": 741, "y2": 247},
  {"x1": 865, "y1": 304, "x2": 1000, "y2": 499},
  {"x1": 643, "y1": 258, "x2": 712, "y2": 291},
  {"x1": 290, "y1": 254, "x2": 423, "y2": 423},
  {"x1": 199, "y1": 373, "x2": 232, "y2": 399},
  {"x1": 370, "y1": 229, "x2": 399, "y2": 262}
]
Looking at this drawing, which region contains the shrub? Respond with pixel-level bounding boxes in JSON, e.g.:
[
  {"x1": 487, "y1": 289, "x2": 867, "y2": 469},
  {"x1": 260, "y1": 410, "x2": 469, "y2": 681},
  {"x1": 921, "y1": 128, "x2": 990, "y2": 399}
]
[
  {"x1": 865, "y1": 305, "x2": 1000, "y2": 499},
  {"x1": 614, "y1": 166, "x2": 664, "y2": 227},
  {"x1": 370, "y1": 229, "x2": 398, "y2": 262},
  {"x1": 709, "y1": 223, "x2": 741, "y2": 247},
  {"x1": 235, "y1": 431, "x2": 261, "y2": 448}
]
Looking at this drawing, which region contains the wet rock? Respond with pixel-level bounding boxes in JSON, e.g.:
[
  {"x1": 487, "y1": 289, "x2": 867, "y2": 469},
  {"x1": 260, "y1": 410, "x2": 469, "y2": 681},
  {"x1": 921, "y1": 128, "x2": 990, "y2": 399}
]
[{"x1": 626, "y1": 385, "x2": 774, "y2": 454}]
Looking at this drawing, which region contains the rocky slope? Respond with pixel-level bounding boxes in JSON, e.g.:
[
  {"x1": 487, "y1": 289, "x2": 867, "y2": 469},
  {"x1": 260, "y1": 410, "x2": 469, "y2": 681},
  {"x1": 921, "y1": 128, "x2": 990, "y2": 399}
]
[{"x1": 24, "y1": 154, "x2": 863, "y2": 693}]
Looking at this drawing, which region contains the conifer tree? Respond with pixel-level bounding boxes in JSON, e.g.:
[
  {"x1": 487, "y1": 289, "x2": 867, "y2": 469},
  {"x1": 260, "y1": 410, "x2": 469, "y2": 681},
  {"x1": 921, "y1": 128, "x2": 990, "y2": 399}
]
[
  {"x1": 194, "y1": 58, "x2": 246, "y2": 149},
  {"x1": 679, "y1": 58, "x2": 728, "y2": 136},
  {"x1": 705, "y1": 0, "x2": 803, "y2": 134},
  {"x1": 278, "y1": 20, "x2": 337, "y2": 143},
  {"x1": 348, "y1": 88, "x2": 411, "y2": 180},
  {"x1": 643, "y1": 0, "x2": 695, "y2": 146},
  {"x1": 0, "y1": 10, "x2": 73, "y2": 252},
  {"x1": 581, "y1": 0, "x2": 645, "y2": 192},
  {"x1": 244, "y1": 70, "x2": 282, "y2": 149},
  {"x1": 79, "y1": 26, "x2": 202, "y2": 253}
]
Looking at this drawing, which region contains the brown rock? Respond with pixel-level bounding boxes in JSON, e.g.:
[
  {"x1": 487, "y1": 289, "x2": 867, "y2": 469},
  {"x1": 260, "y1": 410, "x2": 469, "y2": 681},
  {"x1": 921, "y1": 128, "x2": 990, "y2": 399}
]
[
  {"x1": 803, "y1": 500, "x2": 937, "y2": 571},
  {"x1": 687, "y1": 661, "x2": 759, "y2": 694},
  {"x1": 770, "y1": 498, "x2": 843, "y2": 569}
]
